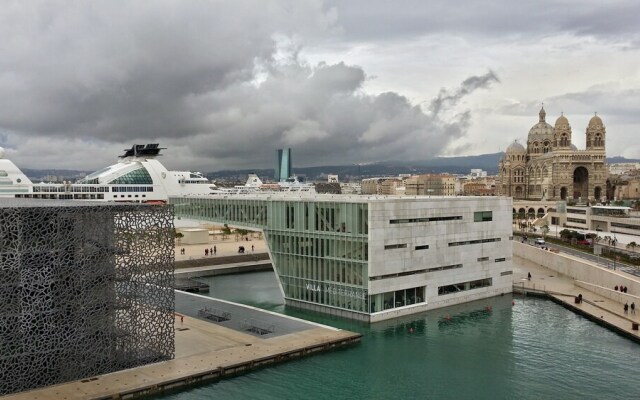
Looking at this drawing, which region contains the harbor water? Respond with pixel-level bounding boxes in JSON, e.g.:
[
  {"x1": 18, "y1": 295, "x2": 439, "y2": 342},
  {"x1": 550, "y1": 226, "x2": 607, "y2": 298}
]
[{"x1": 159, "y1": 271, "x2": 640, "y2": 399}]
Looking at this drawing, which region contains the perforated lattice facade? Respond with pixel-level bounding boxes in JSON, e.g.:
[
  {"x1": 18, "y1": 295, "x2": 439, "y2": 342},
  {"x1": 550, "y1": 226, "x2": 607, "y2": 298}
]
[{"x1": 0, "y1": 200, "x2": 175, "y2": 395}]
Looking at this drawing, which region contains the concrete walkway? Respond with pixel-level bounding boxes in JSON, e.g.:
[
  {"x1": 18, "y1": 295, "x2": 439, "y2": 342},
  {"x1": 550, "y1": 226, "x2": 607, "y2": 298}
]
[
  {"x1": 513, "y1": 257, "x2": 640, "y2": 341},
  {"x1": 5, "y1": 295, "x2": 361, "y2": 400},
  {"x1": 175, "y1": 236, "x2": 268, "y2": 261}
]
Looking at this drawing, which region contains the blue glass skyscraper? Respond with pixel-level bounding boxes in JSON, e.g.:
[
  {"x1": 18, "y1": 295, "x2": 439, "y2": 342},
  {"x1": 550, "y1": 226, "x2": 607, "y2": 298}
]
[{"x1": 275, "y1": 148, "x2": 292, "y2": 182}]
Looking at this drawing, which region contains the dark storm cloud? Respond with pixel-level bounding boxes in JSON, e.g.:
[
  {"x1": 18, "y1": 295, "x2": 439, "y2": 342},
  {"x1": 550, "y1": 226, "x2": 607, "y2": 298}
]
[
  {"x1": 325, "y1": 0, "x2": 640, "y2": 44},
  {"x1": 429, "y1": 71, "x2": 499, "y2": 116},
  {"x1": 0, "y1": 1, "x2": 499, "y2": 170}
]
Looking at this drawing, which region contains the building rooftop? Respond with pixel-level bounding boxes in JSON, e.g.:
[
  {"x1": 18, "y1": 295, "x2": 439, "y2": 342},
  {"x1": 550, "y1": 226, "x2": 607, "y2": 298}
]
[
  {"x1": 0, "y1": 199, "x2": 160, "y2": 209},
  {"x1": 173, "y1": 193, "x2": 509, "y2": 204}
]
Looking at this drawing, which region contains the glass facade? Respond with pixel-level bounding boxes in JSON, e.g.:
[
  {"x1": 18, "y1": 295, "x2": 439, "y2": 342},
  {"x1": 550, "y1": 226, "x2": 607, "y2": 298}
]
[
  {"x1": 172, "y1": 197, "x2": 370, "y2": 314},
  {"x1": 108, "y1": 167, "x2": 153, "y2": 184}
]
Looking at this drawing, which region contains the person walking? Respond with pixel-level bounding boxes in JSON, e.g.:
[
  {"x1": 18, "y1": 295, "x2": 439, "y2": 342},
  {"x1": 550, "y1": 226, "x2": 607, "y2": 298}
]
[
  {"x1": 527, "y1": 272, "x2": 531, "y2": 281},
  {"x1": 631, "y1": 302, "x2": 636, "y2": 315},
  {"x1": 205, "y1": 248, "x2": 209, "y2": 256},
  {"x1": 624, "y1": 302, "x2": 629, "y2": 314},
  {"x1": 214, "y1": 245, "x2": 217, "y2": 255},
  {"x1": 251, "y1": 245, "x2": 254, "y2": 252}
]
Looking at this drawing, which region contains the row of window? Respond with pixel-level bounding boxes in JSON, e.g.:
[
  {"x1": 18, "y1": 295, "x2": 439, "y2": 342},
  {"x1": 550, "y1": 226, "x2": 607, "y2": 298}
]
[
  {"x1": 370, "y1": 286, "x2": 426, "y2": 312},
  {"x1": 567, "y1": 208, "x2": 587, "y2": 215},
  {"x1": 31, "y1": 185, "x2": 154, "y2": 193},
  {"x1": 390, "y1": 216, "x2": 462, "y2": 224},
  {"x1": 385, "y1": 238, "x2": 502, "y2": 250},
  {"x1": 370, "y1": 258, "x2": 507, "y2": 281},
  {"x1": 448, "y1": 238, "x2": 501, "y2": 247},
  {"x1": 611, "y1": 222, "x2": 640, "y2": 231},
  {"x1": 389, "y1": 211, "x2": 493, "y2": 225},
  {"x1": 112, "y1": 186, "x2": 154, "y2": 192},
  {"x1": 438, "y1": 278, "x2": 493, "y2": 296},
  {"x1": 567, "y1": 217, "x2": 586, "y2": 224}
]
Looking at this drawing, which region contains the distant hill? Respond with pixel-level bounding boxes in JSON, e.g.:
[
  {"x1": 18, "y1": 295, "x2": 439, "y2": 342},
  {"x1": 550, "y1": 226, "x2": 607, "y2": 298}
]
[
  {"x1": 207, "y1": 153, "x2": 640, "y2": 181},
  {"x1": 22, "y1": 154, "x2": 640, "y2": 183},
  {"x1": 23, "y1": 168, "x2": 90, "y2": 182}
]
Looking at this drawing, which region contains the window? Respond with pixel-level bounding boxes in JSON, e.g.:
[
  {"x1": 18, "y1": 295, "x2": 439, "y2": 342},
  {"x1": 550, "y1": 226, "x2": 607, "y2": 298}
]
[
  {"x1": 438, "y1": 278, "x2": 492, "y2": 296},
  {"x1": 500, "y1": 271, "x2": 513, "y2": 276},
  {"x1": 477, "y1": 257, "x2": 489, "y2": 261},
  {"x1": 427, "y1": 264, "x2": 462, "y2": 273},
  {"x1": 108, "y1": 167, "x2": 153, "y2": 184},
  {"x1": 415, "y1": 245, "x2": 429, "y2": 250},
  {"x1": 495, "y1": 258, "x2": 506, "y2": 262},
  {"x1": 390, "y1": 216, "x2": 462, "y2": 224},
  {"x1": 384, "y1": 243, "x2": 407, "y2": 250},
  {"x1": 449, "y1": 238, "x2": 501, "y2": 247},
  {"x1": 370, "y1": 269, "x2": 426, "y2": 281},
  {"x1": 474, "y1": 211, "x2": 493, "y2": 222}
]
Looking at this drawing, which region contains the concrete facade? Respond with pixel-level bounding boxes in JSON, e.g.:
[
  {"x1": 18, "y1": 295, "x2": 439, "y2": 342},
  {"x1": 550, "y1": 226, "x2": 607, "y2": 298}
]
[{"x1": 171, "y1": 195, "x2": 513, "y2": 321}]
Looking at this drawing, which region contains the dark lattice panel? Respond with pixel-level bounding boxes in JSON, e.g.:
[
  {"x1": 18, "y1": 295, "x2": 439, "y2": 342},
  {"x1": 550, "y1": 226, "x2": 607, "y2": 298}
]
[{"x1": 0, "y1": 202, "x2": 175, "y2": 395}]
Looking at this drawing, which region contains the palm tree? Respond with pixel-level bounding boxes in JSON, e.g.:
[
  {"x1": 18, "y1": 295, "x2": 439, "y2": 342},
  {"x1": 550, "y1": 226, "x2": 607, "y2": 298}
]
[{"x1": 626, "y1": 241, "x2": 638, "y2": 251}]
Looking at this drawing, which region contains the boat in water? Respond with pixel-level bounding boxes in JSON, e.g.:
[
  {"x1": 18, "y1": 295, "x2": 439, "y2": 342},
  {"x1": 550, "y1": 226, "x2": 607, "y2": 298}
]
[{"x1": 0, "y1": 144, "x2": 213, "y2": 203}]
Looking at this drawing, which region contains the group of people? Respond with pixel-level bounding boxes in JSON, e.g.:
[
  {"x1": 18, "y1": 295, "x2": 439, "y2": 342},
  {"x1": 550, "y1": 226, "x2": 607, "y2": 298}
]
[
  {"x1": 204, "y1": 246, "x2": 217, "y2": 256},
  {"x1": 624, "y1": 302, "x2": 636, "y2": 315},
  {"x1": 614, "y1": 285, "x2": 628, "y2": 293}
]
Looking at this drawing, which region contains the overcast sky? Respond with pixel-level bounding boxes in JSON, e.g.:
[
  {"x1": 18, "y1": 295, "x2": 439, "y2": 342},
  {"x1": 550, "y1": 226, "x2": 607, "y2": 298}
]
[{"x1": 1, "y1": 0, "x2": 639, "y2": 172}]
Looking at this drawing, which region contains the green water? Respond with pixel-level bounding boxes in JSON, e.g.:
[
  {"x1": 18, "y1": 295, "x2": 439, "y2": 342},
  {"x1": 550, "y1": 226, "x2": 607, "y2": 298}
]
[{"x1": 160, "y1": 271, "x2": 640, "y2": 399}]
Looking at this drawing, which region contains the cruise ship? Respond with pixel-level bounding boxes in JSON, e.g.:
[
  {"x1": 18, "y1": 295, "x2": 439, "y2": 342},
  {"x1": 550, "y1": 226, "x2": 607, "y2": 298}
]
[
  {"x1": 210, "y1": 173, "x2": 316, "y2": 195},
  {"x1": 0, "y1": 144, "x2": 212, "y2": 203}
]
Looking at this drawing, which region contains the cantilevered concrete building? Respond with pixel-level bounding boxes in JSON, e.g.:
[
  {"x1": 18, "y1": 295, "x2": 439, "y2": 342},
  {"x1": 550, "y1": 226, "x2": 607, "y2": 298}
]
[{"x1": 171, "y1": 195, "x2": 513, "y2": 322}]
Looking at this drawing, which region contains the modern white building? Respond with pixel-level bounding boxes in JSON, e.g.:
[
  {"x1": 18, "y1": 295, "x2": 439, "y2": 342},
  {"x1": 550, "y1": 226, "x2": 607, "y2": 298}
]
[{"x1": 171, "y1": 194, "x2": 513, "y2": 321}]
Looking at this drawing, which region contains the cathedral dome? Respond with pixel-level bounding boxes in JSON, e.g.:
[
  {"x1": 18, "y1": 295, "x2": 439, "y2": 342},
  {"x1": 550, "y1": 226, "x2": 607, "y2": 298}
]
[
  {"x1": 588, "y1": 114, "x2": 603, "y2": 128},
  {"x1": 570, "y1": 143, "x2": 578, "y2": 150},
  {"x1": 528, "y1": 106, "x2": 553, "y2": 139},
  {"x1": 506, "y1": 141, "x2": 526, "y2": 153},
  {"x1": 555, "y1": 114, "x2": 570, "y2": 128}
]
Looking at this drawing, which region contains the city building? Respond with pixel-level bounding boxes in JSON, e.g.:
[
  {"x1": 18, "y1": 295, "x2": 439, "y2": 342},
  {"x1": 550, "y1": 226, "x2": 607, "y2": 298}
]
[
  {"x1": 405, "y1": 174, "x2": 457, "y2": 196},
  {"x1": 463, "y1": 178, "x2": 496, "y2": 196},
  {"x1": 275, "y1": 148, "x2": 292, "y2": 182},
  {"x1": 361, "y1": 177, "x2": 392, "y2": 195},
  {"x1": 547, "y1": 204, "x2": 640, "y2": 235},
  {"x1": 0, "y1": 200, "x2": 175, "y2": 395},
  {"x1": 497, "y1": 107, "x2": 607, "y2": 202},
  {"x1": 609, "y1": 172, "x2": 640, "y2": 200},
  {"x1": 469, "y1": 169, "x2": 488, "y2": 178},
  {"x1": 171, "y1": 194, "x2": 513, "y2": 322},
  {"x1": 608, "y1": 162, "x2": 640, "y2": 175}
]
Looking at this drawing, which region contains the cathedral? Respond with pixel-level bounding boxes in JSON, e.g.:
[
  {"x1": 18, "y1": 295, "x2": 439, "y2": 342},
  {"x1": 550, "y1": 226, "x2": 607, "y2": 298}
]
[{"x1": 497, "y1": 107, "x2": 607, "y2": 202}]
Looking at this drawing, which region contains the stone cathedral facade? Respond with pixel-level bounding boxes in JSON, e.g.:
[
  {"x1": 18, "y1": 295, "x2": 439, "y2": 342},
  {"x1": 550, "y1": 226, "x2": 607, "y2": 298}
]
[{"x1": 497, "y1": 107, "x2": 607, "y2": 202}]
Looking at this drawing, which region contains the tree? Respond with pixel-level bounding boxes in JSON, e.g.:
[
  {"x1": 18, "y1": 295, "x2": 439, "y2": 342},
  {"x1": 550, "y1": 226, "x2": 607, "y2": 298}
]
[
  {"x1": 559, "y1": 229, "x2": 572, "y2": 240},
  {"x1": 234, "y1": 228, "x2": 249, "y2": 240},
  {"x1": 221, "y1": 224, "x2": 232, "y2": 240},
  {"x1": 626, "y1": 241, "x2": 638, "y2": 251},
  {"x1": 174, "y1": 231, "x2": 184, "y2": 246},
  {"x1": 541, "y1": 224, "x2": 549, "y2": 238}
]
